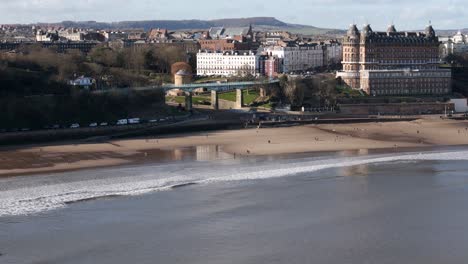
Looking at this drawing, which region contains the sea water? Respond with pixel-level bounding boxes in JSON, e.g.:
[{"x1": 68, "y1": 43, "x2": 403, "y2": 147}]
[{"x1": 1, "y1": 148, "x2": 468, "y2": 263}]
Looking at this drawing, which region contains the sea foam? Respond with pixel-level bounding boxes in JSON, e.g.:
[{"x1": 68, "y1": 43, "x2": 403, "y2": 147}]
[{"x1": 1, "y1": 150, "x2": 468, "y2": 217}]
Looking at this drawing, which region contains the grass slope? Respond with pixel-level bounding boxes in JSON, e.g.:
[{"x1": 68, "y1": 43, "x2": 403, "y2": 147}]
[{"x1": 218, "y1": 90, "x2": 260, "y2": 105}]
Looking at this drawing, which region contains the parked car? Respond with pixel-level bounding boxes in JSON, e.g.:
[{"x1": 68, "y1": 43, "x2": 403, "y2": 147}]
[
  {"x1": 116, "y1": 119, "x2": 128, "y2": 125},
  {"x1": 100, "y1": 122, "x2": 108, "y2": 126},
  {"x1": 89, "y1": 123, "x2": 98, "y2": 127},
  {"x1": 128, "y1": 118, "x2": 140, "y2": 124},
  {"x1": 52, "y1": 124, "x2": 60, "y2": 129},
  {"x1": 149, "y1": 119, "x2": 158, "y2": 123},
  {"x1": 70, "y1": 123, "x2": 80, "y2": 129}
]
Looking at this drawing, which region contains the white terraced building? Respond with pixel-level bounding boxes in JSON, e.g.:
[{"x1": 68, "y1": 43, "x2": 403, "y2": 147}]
[
  {"x1": 324, "y1": 42, "x2": 343, "y2": 65},
  {"x1": 197, "y1": 50, "x2": 258, "y2": 77},
  {"x1": 264, "y1": 44, "x2": 324, "y2": 73}
]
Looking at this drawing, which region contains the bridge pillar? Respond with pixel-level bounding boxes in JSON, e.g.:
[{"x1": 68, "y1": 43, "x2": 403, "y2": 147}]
[
  {"x1": 235, "y1": 89, "x2": 244, "y2": 109},
  {"x1": 260, "y1": 87, "x2": 267, "y2": 97},
  {"x1": 211, "y1": 90, "x2": 219, "y2": 110},
  {"x1": 185, "y1": 92, "x2": 193, "y2": 111}
]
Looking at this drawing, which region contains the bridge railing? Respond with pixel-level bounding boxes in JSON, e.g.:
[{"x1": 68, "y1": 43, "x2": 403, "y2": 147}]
[
  {"x1": 92, "y1": 79, "x2": 280, "y2": 94},
  {"x1": 161, "y1": 79, "x2": 279, "y2": 91}
]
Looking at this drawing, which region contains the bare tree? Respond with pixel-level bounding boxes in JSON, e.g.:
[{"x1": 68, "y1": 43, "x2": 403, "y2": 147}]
[{"x1": 281, "y1": 76, "x2": 305, "y2": 106}]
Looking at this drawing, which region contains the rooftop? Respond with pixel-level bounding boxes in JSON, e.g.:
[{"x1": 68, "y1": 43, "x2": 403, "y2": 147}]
[{"x1": 346, "y1": 23, "x2": 439, "y2": 44}]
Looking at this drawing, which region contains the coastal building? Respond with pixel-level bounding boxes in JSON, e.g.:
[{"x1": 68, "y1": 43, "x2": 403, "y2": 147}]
[
  {"x1": 35, "y1": 30, "x2": 59, "y2": 42},
  {"x1": 264, "y1": 36, "x2": 283, "y2": 46},
  {"x1": 0, "y1": 25, "x2": 35, "y2": 42},
  {"x1": 69, "y1": 76, "x2": 94, "y2": 89},
  {"x1": 102, "y1": 31, "x2": 128, "y2": 41},
  {"x1": 147, "y1": 28, "x2": 170, "y2": 42},
  {"x1": 323, "y1": 41, "x2": 343, "y2": 65},
  {"x1": 196, "y1": 50, "x2": 258, "y2": 77},
  {"x1": 58, "y1": 29, "x2": 85, "y2": 41},
  {"x1": 200, "y1": 25, "x2": 257, "y2": 52},
  {"x1": 108, "y1": 39, "x2": 200, "y2": 54},
  {"x1": 440, "y1": 31, "x2": 468, "y2": 58},
  {"x1": 264, "y1": 43, "x2": 324, "y2": 73},
  {"x1": 127, "y1": 30, "x2": 147, "y2": 40},
  {"x1": 42, "y1": 42, "x2": 99, "y2": 53},
  {"x1": 199, "y1": 39, "x2": 254, "y2": 52},
  {"x1": 0, "y1": 41, "x2": 99, "y2": 53},
  {"x1": 337, "y1": 24, "x2": 451, "y2": 96},
  {"x1": 450, "y1": 98, "x2": 468, "y2": 113},
  {"x1": 258, "y1": 54, "x2": 283, "y2": 77}
]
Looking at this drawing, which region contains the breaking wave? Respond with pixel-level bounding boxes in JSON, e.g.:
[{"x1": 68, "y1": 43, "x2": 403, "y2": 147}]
[{"x1": 1, "y1": 150, "x2": 468, "y2": 217}]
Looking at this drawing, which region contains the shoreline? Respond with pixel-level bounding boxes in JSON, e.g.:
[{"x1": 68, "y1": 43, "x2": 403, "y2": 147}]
[{"x1": 1, "y1": 118, "x2": 468, "y2": 178}]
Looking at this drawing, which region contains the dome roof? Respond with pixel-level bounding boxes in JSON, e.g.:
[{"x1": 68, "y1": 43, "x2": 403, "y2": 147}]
[
  {"x1": 175, "y1": 69, "x2": 191, "y2": 76},
  {"x1": 387, "y1": 24, "x2": 397, "y2": 33}
]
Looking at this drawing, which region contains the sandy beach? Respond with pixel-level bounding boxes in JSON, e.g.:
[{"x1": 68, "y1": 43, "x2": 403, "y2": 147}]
[{"x1": 1, "y1": 117, "x2": 468, "y2": 177}]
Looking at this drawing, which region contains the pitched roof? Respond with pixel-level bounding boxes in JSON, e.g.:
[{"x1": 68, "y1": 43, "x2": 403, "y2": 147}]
[
  {"x1": 209, "y1": 26, "x2": 251, "y2": 38},
  {"x1": 365, "y1": 31, "x2": 438, "y2": 44},
  {"x1": 208, "y1": 27, "x2": 224, "y2": 38},
  {"x1": 222, "y1": 27, "x2": 251, "y2": 37}
]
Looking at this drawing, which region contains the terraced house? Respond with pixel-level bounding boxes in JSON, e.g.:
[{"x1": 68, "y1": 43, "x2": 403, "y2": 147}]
[{"x1": 196, "y1": 50, "x2": 257, "y2": 76}]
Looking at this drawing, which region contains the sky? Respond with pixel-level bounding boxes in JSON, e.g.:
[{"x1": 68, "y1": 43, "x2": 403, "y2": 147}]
[{"x1": 0, "y1": 0, "x2": 467, "y2": 30}]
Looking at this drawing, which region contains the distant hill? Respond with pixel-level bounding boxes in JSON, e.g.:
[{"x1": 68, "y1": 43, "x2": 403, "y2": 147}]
[{"x1": 42, "y1": 17, "x2": 344, "y2": 36}]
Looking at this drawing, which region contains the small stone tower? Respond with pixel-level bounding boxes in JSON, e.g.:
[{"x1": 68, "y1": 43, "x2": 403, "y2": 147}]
[{"x1": 174, "y1": 70, "x2": 192, "y2": 86}]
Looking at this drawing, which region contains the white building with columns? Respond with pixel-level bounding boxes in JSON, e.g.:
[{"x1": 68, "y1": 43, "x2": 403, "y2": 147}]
[
  {"x1": 263, "y1": 43, "x2": 324, "y2": 73},
  {"x1": 196, "y1": 50, "x2": 258, "y2": 77}
]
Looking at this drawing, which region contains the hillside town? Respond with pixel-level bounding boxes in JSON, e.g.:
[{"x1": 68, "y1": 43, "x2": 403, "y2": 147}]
[
  {"x1": 1, "y1": 22, "x2": 466, "y2": 72},
  {"x1": 0, "y1": 23, "x2": 343, "y2": 76},
  {"x1": 1, "y1": 19, "x2": 468, "y2": 137}
]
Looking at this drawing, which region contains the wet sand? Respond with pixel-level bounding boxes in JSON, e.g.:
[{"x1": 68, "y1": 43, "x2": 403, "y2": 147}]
[{"x1": 1, "y1": 118, "x2": 468, "y2": 177}]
